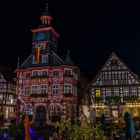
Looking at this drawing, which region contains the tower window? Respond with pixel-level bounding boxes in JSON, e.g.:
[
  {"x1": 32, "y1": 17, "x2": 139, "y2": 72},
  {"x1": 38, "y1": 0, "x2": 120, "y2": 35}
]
[
  {"x1": 32, "y1": 56, "x2": 38, "y2": 64},
  {"x1": 42, "y1": 55, "x2": 48, "y2": 63},
  {"x1": 52, "y1": 84, "x2": 59, "y2": 94}
]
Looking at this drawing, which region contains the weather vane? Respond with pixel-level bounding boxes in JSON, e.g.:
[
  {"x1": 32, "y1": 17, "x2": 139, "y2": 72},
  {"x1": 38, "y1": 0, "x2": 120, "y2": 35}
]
[{"x1": 46, "y1": 3, "x2": 49, "y2": 12}]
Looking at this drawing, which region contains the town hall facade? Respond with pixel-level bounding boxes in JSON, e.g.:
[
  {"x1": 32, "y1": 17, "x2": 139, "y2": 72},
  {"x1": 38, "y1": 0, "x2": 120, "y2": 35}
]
[{"x1": 16, "y1": 6, "x2": 90, "y2": 125}]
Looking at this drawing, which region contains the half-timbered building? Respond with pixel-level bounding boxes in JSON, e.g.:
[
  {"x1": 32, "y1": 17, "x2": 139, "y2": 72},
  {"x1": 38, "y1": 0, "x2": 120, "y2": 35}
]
[
  {"x1": 16, "y1": 6, "x2": 90, "y2": 125},
  {"x1": 90, "y1": 52, "x2": 140, "y2": 121},
  {"x1": 0, "y1": 66, "x2": 16, "y2": 121}
]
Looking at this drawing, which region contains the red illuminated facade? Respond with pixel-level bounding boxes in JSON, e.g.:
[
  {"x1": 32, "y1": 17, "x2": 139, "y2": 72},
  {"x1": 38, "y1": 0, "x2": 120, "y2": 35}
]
[{"x1": 16, "y1": 6, "x2": 90, "y2": 125}]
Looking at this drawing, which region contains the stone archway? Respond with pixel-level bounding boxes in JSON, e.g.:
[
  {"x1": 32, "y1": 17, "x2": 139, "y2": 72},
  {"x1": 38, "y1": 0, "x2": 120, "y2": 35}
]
[{"x1": 36, "y1": 106, "x2": 46, "y2": 127}]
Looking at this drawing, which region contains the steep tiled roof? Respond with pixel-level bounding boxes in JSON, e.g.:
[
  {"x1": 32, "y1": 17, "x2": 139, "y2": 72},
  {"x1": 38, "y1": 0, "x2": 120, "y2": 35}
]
[{"x1": 64, "y1": 53, "x2": 74, "y2": 66}]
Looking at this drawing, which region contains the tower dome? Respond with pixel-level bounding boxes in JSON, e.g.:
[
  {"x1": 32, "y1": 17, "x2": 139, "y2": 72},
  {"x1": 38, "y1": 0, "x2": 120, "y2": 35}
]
[{"x1": 40, "y1": 3, "x2": 52, "y2": 26}]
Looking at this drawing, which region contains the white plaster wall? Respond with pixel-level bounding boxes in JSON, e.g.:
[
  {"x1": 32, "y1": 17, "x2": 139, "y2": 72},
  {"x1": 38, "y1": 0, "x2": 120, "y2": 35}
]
[{"x1": 82, "y1": 105, "x2": 90, "y2": 118}]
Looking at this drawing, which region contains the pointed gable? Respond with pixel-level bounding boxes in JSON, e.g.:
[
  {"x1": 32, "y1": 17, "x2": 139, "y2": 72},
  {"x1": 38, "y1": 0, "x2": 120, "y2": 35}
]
[
  {"x1": 64, "y1": 55, "x2": 74, "y2": 66},
  {"x1": 91, "y1": 52, "x2": 140, "y2": 86},
  {"x1": 64, "y1": 51, "x2": 74, "y2": 66},
  {"x1": 102, "y1": 52, "x2": 127, "y2": 71}
]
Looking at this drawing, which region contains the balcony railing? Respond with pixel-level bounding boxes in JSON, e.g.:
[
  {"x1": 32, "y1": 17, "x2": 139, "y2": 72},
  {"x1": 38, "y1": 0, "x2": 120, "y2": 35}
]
[
  {"x1": 124, "y1": 96, "x2": 138, "y2": 102},
  {"x1": 30, "y1": 75, "x2": 48, "y2": 79},
  {"x1": 29, "y1": 93, "x2": 47, "y2": 98},
  {"x1": 64, "y1": 74, "x2": 73, "y2": 78}
]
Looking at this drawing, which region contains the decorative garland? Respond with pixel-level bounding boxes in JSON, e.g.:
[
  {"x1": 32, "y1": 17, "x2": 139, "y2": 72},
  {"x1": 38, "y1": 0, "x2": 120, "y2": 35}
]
[
  {"x1": 63, "y1": 93, "x2": 73, "y2": 97},
  {"x1": 30, "y1": 75, "x2": 48, "y2": 79},
  {"x1": 105, "y1": 96, "x2": 121, "y2": 103},
  {"x1": 123, "y1": 96, "x2": 138, "y2": 102}
]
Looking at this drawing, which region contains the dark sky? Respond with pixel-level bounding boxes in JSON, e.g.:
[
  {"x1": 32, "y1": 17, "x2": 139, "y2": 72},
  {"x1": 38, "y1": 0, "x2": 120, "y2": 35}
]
[{"x1": 0, "y1": 0, "x2": 140, "y2": 79}]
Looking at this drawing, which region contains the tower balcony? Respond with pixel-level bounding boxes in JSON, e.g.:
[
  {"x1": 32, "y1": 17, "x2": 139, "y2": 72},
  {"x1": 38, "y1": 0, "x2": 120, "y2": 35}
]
[{"x1": 64, "y1": 74, "x2": 73, "y2": 78}]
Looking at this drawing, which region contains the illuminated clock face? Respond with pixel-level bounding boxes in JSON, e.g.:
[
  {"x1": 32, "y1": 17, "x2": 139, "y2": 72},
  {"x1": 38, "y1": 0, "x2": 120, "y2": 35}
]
[{"x1": 37, "y1": 32, "x2": 45, "y2": 41}]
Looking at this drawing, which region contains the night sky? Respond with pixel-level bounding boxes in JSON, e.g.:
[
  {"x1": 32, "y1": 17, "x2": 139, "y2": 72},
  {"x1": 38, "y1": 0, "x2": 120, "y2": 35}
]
[{"x1": 0, "y1": 1, "x2": 140, "y2": 79}]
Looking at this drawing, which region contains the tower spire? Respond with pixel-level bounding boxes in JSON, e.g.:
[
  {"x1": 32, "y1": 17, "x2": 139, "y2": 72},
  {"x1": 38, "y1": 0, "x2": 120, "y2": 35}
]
[
  {"x1": 40, "y1": 3, "x2": 52, "y2": 26},
  {"x1": 17, "y1": 56, "x2": 20, "y2": 69},
  {"x1": 64, "y1": 50, "x2": 74, "y2": 66}
]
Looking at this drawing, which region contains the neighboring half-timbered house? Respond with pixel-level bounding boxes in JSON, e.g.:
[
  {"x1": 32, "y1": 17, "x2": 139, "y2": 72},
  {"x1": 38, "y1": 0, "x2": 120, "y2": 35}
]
[
  {"x1": 16, "y1": 6, "x2": 90, "y2": 125},
  {"x1": 90, "y1": 52, "x2": 140, "y2": 120},
  {"x1": 0, "y1": 66, "x2": 16, "y2": 121}
]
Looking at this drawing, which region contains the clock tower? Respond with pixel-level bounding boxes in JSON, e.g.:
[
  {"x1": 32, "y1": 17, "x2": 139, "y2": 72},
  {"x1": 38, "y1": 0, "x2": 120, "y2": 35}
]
[{"x1": 21, "y1": 4, "x2": 60, "y2": 69}]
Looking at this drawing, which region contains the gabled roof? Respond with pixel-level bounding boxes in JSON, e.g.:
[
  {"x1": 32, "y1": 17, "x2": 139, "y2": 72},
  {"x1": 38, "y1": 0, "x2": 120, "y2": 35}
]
[
  {"x1": 20, "y1": 52, "x2": 64, "y2": 69},
  {"x1": 64, "y1": 52, "x2": 74, "y2": 66},
  {"x1": 91, "y1": 52, "x2": 140, "y2": 86}
]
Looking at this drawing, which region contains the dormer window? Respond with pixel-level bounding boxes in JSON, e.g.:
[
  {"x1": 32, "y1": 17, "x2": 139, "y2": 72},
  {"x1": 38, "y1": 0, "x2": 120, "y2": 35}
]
[
  {"x1": 38, "y1": 43, "x2": 46, "y2": 50},
  {"x1": 42, "y1": 55, "x2": 48, "y2": 63}
]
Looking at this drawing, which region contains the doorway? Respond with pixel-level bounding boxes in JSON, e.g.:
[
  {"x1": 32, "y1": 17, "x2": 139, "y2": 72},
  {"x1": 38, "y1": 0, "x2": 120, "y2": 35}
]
[{"x1": 36, "y1": 106, "x2": 46, "y2": 127}]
